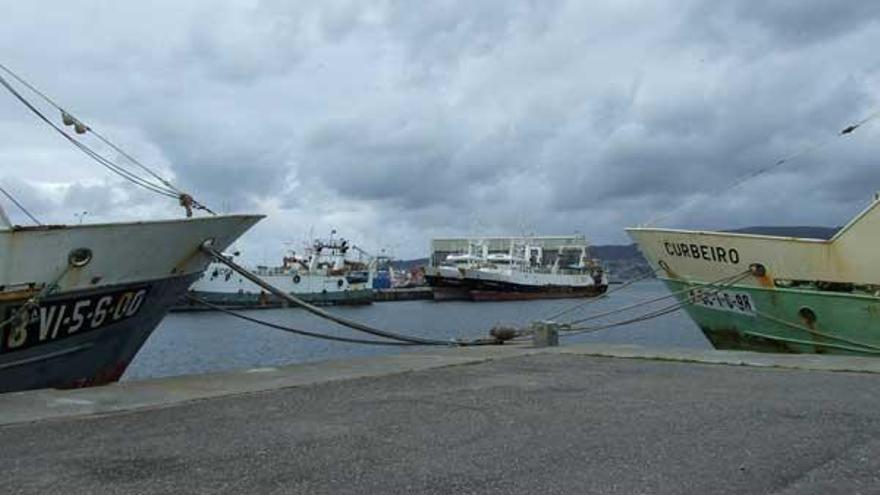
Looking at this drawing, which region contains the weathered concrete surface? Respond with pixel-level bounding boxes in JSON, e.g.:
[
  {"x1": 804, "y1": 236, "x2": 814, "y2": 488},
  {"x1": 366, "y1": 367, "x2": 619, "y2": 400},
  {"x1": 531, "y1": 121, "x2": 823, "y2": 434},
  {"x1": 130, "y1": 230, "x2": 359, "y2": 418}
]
[
  {"x1": 2, "y1": 348, "x2": 880, "y2": 494},
  {"x1": 4, "y1": 343, "x2": 880, "y2": 427}
]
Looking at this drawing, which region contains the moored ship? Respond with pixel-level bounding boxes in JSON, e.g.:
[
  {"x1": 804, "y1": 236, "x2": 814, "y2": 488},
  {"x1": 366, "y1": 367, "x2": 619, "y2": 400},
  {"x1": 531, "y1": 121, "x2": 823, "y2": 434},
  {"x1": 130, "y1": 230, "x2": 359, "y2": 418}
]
[
  {"x1": 0, "y1": 214, "x2": 261, "y2": 392},
  {"x1": 180, "y1": 235, "x2": 375, "y2": 309},
  {"x1": 426, "y1": 235, "x2": 608, "y2": 301},
  {"x1": 627, "y1": 196, "x2": 880, "y2": 356}
]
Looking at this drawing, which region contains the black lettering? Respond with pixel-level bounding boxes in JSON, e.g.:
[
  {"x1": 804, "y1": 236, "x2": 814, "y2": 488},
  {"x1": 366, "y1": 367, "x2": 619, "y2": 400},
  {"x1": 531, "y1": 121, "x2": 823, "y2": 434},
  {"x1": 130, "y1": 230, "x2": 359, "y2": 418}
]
[
  {"x1": 729, "y1": 249, "x2": 740, "y2": 264},
  {"x1": 689, "y1": 244, "x2": 700, "y2": 258},
  {"x1": 716, "y1": 248, "x2": 727, "y2": 263},
  {"x1": 664, "y1": 242, "x2": 674, "y2": 256},
  {"x1": 700, "y1": 245, "x2": 710, "y2": 260}
]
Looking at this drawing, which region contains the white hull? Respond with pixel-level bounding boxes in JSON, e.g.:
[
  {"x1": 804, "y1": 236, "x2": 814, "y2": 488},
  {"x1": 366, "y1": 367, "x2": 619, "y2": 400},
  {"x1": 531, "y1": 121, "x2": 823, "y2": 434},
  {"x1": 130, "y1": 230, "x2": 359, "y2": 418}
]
[
  {"x1": 192, "y1": 263, "x2": 364, "y2": 296},
  {"x1": 461, "y1": 267, "x2": 604, "y2": 288}
]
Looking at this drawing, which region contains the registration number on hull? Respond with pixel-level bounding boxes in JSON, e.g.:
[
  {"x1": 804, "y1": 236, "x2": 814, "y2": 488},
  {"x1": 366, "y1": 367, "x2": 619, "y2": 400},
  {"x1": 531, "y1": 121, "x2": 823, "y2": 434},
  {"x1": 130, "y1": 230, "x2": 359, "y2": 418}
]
[
  {"x1": 687, "y1": 288, "x2": 756, "y2": 316},
  {"x1": 2, "y1": 287, "x2": 150, "y2": 352}
]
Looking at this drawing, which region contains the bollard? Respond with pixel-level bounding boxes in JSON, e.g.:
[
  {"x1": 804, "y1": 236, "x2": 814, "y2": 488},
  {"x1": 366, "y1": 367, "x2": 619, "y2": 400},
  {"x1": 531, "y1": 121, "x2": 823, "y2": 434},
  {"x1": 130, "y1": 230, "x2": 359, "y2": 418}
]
[{"x1": 532, "y1": 322, "x2": 559, "y2": 347}]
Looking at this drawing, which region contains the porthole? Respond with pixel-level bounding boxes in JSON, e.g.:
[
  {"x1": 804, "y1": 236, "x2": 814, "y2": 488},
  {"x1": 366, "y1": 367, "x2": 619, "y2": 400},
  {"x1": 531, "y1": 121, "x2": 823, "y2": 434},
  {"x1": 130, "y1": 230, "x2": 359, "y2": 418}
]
[
  {"x1": 798, "y1": 307, "x2": 817, "y2": 325},
  {"x1": 68, "y1": 248, "x2": 93, "y2": 267}
]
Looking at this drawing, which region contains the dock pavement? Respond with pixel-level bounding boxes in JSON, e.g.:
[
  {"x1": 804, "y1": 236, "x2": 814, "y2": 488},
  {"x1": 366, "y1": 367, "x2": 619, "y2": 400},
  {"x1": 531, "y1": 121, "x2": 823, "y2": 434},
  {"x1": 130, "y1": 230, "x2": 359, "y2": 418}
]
[{"x1": 2, "y1": 343, "x2": 880, "y2": 494}]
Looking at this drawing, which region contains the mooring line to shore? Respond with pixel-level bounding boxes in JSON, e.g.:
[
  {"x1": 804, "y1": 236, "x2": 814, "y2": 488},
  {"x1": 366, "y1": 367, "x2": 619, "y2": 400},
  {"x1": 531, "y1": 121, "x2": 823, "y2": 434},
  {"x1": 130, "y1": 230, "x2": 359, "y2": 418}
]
[
  {"x1": 561, "y1": 270, "x2": 752, "y2": 327},
  {"x1": 201, "y1": 243, "x2": 502, "y2": 347},
  {"x1": 186, "y1": 295, "x2": 420, "y2": 346},
  {"x1": 536, "y1": 266, "x2": 665, "y2": 324},
  {"x1": 556, "y1": 271, "x2": 752, "y2": 337}
]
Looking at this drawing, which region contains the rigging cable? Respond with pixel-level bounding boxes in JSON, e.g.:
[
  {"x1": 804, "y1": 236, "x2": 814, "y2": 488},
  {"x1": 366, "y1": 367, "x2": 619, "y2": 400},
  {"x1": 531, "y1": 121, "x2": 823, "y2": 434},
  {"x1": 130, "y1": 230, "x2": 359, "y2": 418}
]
[
  {"x1": 0, "y1": 73, "x2": 177, "y2": 198},
  {"x1": 644, "y1": 110, "x2": 880, "y2": 227},
  {"x1": 536, "y1": 265, "x2": 664, "y2": 323},
  {"x1": 562, "y1": 270, "x2": 752, "y2": 327},
  {"x1": 559, "y1": 271, "x2": 753, "y2": 337},
  {"x1": 0, "y1": 63, "x2": 214, "y2": 214},
  {"x1": 0, "y1": 183, "x2": 41, "y2": 225}
]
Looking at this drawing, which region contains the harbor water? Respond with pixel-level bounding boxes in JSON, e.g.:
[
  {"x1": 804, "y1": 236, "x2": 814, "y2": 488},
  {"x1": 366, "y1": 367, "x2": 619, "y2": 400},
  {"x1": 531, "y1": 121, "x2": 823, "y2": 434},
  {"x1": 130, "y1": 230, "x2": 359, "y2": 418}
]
[{"x1": 124, "y1": 280, "x2": 709, "y2": 381}]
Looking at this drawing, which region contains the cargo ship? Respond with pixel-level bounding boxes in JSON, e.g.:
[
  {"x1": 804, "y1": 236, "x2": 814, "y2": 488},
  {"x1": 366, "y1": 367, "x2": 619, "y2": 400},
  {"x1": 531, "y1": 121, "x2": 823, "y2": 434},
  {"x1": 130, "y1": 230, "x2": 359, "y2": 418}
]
[{"x1": 627, "y1": 196, "x2": 880, "y2": 356}]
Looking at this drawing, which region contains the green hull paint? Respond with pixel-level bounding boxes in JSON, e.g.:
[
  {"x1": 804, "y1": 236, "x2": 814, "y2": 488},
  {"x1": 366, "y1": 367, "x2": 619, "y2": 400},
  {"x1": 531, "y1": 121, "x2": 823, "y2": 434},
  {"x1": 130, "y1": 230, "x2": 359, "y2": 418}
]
[{"x1": 661, "y1": 278, "x2": 880, "y2": 356}]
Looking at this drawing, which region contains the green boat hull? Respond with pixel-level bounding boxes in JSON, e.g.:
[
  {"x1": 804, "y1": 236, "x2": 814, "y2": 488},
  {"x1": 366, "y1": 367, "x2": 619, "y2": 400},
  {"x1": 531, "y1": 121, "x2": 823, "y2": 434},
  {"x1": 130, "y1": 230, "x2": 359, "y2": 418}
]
[{"x1": 662, "y1": 278, "x2": 880, "y2": 356}]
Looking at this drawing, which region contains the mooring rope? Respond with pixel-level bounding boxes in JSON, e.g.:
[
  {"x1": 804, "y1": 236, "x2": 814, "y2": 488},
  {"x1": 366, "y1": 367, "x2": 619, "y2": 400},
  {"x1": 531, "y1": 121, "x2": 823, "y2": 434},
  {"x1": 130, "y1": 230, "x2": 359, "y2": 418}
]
[
  {"x1": 0, "y1": 183, "x2": 41, "y2": 225},
  {"x1": 557, "y1": 271, "x2": 751, "y2": 337},
  {"x1": 0, "y1": 262, "x2": 71, "y2": 331},
  {"x1": 750, "y1": 307, "x2": 880, "y2": 353},
  {"x1": 561, "y1": 270, "x2": 752, "y2": 327},
  {"x1": 536, "y1": 266, "x2": 664, "y2": 323},
  {"x1": 186, "y1": 295, "x2": 419, "y2": 346}
]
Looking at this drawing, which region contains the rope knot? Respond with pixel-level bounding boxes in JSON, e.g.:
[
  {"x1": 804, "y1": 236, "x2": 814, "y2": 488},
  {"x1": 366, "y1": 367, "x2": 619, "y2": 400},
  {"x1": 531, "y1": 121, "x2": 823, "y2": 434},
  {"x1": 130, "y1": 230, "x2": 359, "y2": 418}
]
[{"x1": 179, "y1": 193, "x2": 194, "y2": 217}]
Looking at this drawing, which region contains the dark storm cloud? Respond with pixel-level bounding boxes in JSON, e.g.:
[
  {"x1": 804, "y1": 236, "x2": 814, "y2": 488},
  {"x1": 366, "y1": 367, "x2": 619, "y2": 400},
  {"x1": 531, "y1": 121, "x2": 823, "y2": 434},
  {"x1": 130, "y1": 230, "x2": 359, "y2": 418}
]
[
  {"x1": 700, "y1": 1, "x2": 880, "y2": 47},
  {"x1": 2, "y1": 1, "x2": 880, "y2": 256}
]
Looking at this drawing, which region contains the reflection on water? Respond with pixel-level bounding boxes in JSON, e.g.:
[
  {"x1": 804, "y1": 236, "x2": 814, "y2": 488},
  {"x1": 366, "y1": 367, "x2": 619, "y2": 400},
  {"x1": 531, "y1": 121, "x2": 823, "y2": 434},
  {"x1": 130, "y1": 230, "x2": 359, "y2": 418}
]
[{"x1": 124, "y1": 280, "x2": 709, "y2": 381}]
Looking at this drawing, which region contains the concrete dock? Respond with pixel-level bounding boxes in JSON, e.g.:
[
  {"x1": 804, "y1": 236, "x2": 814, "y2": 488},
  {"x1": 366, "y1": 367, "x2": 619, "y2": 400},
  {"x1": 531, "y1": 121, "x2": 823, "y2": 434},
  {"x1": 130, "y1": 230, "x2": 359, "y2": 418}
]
[{"x1": 3, "y1": 344, "x2": 880, "y2": 494}]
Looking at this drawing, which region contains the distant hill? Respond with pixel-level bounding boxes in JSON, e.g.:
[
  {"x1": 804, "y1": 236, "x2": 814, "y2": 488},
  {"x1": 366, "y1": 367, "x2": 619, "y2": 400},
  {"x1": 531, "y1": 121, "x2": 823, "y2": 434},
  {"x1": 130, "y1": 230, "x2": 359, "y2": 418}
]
[{"x1": 724, "y1": 226, "x2": 840, "y2": 239}]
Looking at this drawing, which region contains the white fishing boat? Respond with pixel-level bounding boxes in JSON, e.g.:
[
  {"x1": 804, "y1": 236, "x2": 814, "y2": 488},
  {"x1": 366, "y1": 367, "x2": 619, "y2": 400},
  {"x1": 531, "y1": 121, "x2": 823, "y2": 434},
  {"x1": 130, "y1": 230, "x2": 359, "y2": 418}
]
[
  {"x1": 0, "y1": 214, "x2": 261, "y2": 392},
  {"x1": 180, "y1": 235, "x2": 376, "y2": 309},
  {"x1": 426, "y1": 236, "x2": 608, "y2": 301}
]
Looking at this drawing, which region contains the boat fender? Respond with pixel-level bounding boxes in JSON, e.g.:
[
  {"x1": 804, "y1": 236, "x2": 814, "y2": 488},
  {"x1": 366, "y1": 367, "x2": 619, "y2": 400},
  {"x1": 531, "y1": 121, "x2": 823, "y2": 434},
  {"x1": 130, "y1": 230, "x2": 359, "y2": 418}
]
[
  {"x1": 337, "y1": 279, "x2": 344, "y2": 288},
  {"x1": 293, "y1": 274, "x2": 301, "y2": 284}
]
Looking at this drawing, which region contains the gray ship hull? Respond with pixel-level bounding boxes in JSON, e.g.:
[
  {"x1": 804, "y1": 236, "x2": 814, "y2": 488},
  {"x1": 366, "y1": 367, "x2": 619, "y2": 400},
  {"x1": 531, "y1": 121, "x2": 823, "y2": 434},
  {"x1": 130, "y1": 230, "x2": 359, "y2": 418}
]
[
  {"x1": 0, "y1": 273, "x2": 198, "y2": 393},
  {"x1": 177, "y1": 287, "x2": 374, "y2": 311},
  {"x1": 0, "y1": 214, "x2": 263, "y2": 393}
]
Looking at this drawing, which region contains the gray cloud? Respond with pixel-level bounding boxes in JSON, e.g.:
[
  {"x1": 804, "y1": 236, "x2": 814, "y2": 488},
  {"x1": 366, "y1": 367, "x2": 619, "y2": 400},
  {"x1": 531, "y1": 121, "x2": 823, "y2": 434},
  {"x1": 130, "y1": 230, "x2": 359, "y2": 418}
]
[{"x1": 2, "y1": 1, "x2": 880, "y2": 257}]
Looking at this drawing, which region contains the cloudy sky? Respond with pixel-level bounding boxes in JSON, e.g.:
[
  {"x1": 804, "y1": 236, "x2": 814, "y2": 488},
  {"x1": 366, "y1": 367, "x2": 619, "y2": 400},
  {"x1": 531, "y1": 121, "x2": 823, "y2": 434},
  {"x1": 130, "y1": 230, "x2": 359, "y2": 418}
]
[{"x1": 2, "y1": 1, "x2": 880, "y2": 260}]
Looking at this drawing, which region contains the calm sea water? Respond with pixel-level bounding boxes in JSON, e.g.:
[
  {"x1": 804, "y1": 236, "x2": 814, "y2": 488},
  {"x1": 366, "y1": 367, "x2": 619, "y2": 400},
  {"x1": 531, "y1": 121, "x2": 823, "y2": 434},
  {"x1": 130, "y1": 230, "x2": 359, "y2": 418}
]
[{"x1": 123, "y1": 280, "x2": 710, "y2": 381}]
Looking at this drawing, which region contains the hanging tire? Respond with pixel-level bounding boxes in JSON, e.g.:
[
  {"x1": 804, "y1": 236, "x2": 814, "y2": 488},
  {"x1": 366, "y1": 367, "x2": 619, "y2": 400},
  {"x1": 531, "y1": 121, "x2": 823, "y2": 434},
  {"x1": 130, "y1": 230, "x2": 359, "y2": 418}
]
[
  {"x1": 293, "y1": 274, "x2": 301, "y2": 284},
  {"x1": 337, "y1": 279, "x2": 344, "y2": 288}
]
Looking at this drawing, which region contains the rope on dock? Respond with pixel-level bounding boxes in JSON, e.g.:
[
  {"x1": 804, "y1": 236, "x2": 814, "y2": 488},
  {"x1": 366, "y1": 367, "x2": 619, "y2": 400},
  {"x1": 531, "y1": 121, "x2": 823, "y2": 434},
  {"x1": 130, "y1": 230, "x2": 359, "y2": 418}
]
[{"x1": 201, "y1": 242, "x2": 502, "y2": 347}]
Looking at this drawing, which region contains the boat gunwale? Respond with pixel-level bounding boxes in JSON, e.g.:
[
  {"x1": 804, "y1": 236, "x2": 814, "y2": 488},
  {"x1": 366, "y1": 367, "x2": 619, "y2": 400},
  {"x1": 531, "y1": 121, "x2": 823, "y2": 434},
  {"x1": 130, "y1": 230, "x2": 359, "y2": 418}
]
[
  {"x1": 624, "y1": 226, "x2": 831, "y2": 244},
  {"x1": 0, "y1": 213, "x2": 265, "y2": 233}
]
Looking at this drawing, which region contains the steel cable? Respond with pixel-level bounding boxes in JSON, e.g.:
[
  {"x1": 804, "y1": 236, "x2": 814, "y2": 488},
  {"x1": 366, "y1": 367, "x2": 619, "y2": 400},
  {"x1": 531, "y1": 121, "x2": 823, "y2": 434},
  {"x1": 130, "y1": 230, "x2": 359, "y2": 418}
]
[
  {"x1": 186, "y1": 295, "x2": 419, "y2": 346},
  {"x1": 537, "y1": 266, "x2": 664, "y2": 323},
  {"x1": 0, "y1": 183, "x2": 41, "y2": 225},
  {"x1": 562, "y1": 270, "x2": 752, "y2": 327}
]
